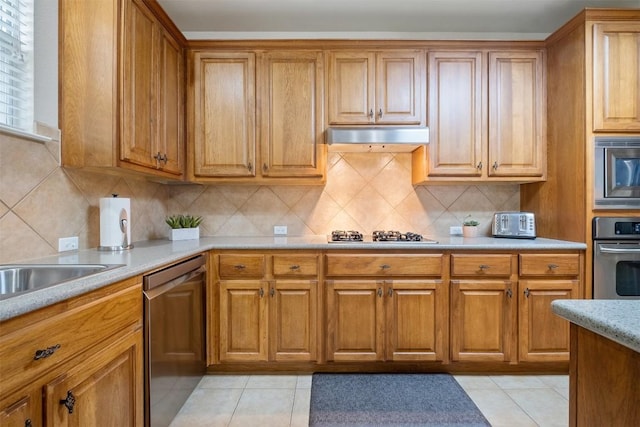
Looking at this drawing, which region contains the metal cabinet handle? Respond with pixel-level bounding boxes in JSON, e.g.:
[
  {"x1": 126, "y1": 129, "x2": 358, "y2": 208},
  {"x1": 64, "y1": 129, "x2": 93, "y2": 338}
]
[
  {"x1": 548, "y1": 264, "x2": 559, "y2": 270},
  {"x1": 378, "y1": 108, "x2": 383, "y2": 118},
  {"x1": 506, "y1": 288, "x2": 513, "y2": 298},
  {"x1": 524, "y1": 288, "x2": 530, "y2": 298},
  {"x1": 477, "y1": 161, "x2": 483, "y2": 170},
  {"x1": 492, "y1": 161, "x2": 498, "y2": 170},
  {"x1": 234, "y1": 264, "x2": 246, "y2": 270},
  {"x1": 60, "y1": 390, "x2": 76, "y2": 414},
  {"x1": 259, "y1": 288, "x2": 264, "y2": 298},
  {"x1": 247, "y1": 162, "x2": 253, "y2": 171},
  {"x1": 368, "y1": 109, "x2": 374, "y2": 119},
  {"x1": 263, "y1": 163, "x2": 268, "y2": 172},
  {"x1": 270, "y1": 288, "x2": 275, "y2": 297},
  {"x1": 380, "y1": 264, "x2": 391, "y2": 270},
  {"x1": 25, "y1": 420, "x2": 32, "y2": 427},
  {"x1": 377, "y1": 287, "x2": 383, "y2": 297},
  {"x1": 289, "y1": 265, "x2": 300, "y2": 271},
  {"x1": 388, "y1": 288, "x2": 393, "y2": 297},
  {"x1": 479, "y1": 264, "x2": 490, "y2": 271},
  {"x1": 34, "y1": 344, "x2": 61, "y2": 360}
]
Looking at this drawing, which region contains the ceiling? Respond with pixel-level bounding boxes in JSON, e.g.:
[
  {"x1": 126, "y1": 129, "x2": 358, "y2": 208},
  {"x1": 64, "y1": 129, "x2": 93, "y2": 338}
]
[{"x1": 156, "y1": 0, "x2": 638, "y2": 40}]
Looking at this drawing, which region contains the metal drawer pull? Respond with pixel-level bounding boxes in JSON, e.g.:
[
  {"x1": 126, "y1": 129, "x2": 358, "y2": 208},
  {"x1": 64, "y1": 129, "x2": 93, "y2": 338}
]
[
  {"x1": 234, "y1": 264, "x2": 246, "y2": 270},
  {"x1": 60, "y1": 390, "x2": 76, "y2": 414},
  {"x1": 289, "y1": 265, "x2": 300, "y2": 271},
  {"x1": 479, "y1": 264, "x2": 490, "y2": 270},
  {"x1": 380, "y1": 264, "x2": 391, "y2": 270},
  {"x1": 548, "y1": 264, "x2": 559, "y2": 270},
  {"x1": 34, "y1": 344, "x2": 61, "y2": 360}
]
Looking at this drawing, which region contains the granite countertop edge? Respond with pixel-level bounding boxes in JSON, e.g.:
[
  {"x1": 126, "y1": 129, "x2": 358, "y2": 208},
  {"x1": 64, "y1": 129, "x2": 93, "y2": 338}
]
[
  {"x1": 0, "y1": 236, "x2": 586, "y2": 322},
  {"x1": 552, "y1": 300, "x2": 640, "y2": 353}
]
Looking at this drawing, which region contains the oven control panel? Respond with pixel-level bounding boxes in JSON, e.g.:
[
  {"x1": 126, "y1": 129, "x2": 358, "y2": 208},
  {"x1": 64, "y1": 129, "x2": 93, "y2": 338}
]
[{"x1": 615, "y1": 221, "x2": 640, "y2": 235}]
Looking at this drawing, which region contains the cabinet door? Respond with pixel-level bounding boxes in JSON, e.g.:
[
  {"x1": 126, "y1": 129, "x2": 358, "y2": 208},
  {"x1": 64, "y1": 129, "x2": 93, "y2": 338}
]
[
  {"x1": 326, "y1": 280, "x2": 384, "y2": 362},
  {"x1": 191, "y1": 52, "x2": 256, "y2": 177},
  {"x1": 0, "y1": 389, "x2": 41, "y2": 427},
  {"x1": 593, "y1": 23, "x2": 640, "y2": 131},
  {"x1": 270, "y1": 280, "x2": 318, "y2": 362},
  {"x1": 157, "y1": 27, "x2": 184, "y2": 175},
  {"x1": 45, "y1": 330, "x2": 143, "y2": 427},
  {"x1": 219, "y1": 280, "x2": 268, "y2": 362},
  {"x1": 260, "y1": 51, "x2": 325, "y2": 179},
  {"x1": 376, "y1": 51, "x2": 424, "y2": 124},
  {"x1": 488, "y1": 51, "x2": 545, "y2": 177},
  {"x1": 327, "y1": 52, "x2": 375, "y2": 124},
  {"x1": 386, "y1": 280, "x2": 445, "y2": 362},
  {"x1": 121, "y1": 0, "x2": 157, "y2": 170},
  {"x1": 427, "y1": 51, "x2": 484, "y2": 176},
  {"x1": 518, "y1": 279, "x2": 578, "y2": 362},
  {"x1": 450, "y1": 280, "x2": 515, "y2": 362}
]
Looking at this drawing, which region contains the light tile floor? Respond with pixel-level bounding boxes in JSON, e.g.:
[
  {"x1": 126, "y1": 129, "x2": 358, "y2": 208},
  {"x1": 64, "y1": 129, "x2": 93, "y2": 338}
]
[{"x1": 170, "y1": 374, "x2": 568, "y2": 427}]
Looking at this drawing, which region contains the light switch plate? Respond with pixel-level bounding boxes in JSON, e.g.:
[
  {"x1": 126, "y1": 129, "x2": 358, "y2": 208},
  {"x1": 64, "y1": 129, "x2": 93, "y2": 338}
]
[
  {"x1": 274, "y1": 225, "x2": 288, "y2": 235},
  {"x1": 58, "y1": 236, "x2": 79, "y2": 252}
]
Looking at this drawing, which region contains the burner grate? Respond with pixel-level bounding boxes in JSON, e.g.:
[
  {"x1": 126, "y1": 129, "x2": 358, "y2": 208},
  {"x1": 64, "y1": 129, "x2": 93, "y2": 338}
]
[
  {"x1": 331, "y1": 230, "x2": 364, "y2": 242},
  {"x1": 372, "y1": 230, "x2": 423, "y2": 241}
]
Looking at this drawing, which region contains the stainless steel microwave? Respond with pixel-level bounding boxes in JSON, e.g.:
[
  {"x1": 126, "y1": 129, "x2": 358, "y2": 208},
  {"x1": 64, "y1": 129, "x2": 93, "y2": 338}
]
[{"x1": 594, "y1": 137, "x2": 640, "y2": 209}]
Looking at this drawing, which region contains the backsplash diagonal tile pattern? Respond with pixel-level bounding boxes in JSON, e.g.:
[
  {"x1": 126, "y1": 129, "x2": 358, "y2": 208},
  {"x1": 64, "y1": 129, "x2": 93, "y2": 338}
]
[{"x1": 3, "y1": 131, "x2": 518, "y2": 264}]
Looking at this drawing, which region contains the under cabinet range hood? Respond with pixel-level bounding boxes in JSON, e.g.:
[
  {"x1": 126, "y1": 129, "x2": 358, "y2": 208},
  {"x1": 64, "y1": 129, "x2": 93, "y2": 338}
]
[{"x1": 326, "y1": 127, "x2": 429, "y2": 152}]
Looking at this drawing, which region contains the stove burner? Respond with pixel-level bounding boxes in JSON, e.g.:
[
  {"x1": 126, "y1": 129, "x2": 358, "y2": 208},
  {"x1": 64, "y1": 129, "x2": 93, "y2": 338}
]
[
  {"x1": 331, "y1": 230, "x2": 364, "y2": 242},
  {"x1": 372, "y1": 230, "x2": 423, "y2": 242}
]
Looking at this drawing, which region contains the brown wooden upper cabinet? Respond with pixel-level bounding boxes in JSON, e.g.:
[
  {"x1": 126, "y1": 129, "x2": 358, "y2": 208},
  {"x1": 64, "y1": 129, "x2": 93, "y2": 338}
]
[
  {"x1": 414, "y1": 49, "x2": 545, "y2": 183},
  {"x1": 327, "y1": 50, "x2": 425, "y2": 125},
  {"x1": 60, "y1": 0, "x2": 185, "y2": 180},
  {"x1": 188, "y1": 50, "x2": 326, "y2": 184},
  {"x1": 592, "y1": 22, "x2": 640, "y2": 132}
]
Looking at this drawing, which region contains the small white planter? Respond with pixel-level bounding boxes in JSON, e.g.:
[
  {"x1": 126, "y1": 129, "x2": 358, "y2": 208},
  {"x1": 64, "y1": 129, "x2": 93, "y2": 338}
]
[
  {"x1": 169, "y1": 227, "x2": 200, "y2": 241},
  {"x1": 462, "y1": 226, "x2": 479, "y2": 238}
]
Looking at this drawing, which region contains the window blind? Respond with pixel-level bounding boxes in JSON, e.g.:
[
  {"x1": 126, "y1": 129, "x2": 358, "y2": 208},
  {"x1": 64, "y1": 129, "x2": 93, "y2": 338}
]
[{"x1": 0, "y1": 0, "x2": 33, "y2": 132}]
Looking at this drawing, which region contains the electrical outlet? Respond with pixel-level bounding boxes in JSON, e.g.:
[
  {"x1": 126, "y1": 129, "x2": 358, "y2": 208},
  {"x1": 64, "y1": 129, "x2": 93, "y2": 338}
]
[
  {"x1": 273, "y1": 225, "x2": 288, "y2": 235},
  {"x1": 58, "y1": 236, "x2": 79, "y2": 252},
  {"x1": 450, "y1": 226, "x2": 463, "y2": 235}
]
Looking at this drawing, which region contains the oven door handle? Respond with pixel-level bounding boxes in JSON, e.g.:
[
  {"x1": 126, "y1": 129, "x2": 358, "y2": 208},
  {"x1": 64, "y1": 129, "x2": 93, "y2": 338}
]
[{"x1": 598, "y1": 244, "x2": 640, "y2": 254}]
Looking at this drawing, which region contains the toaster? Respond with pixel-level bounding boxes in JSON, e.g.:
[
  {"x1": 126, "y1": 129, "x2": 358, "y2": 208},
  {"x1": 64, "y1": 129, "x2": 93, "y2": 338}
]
[{"x1": 492, "y1": 212, "x2": 536, "y2": 239}]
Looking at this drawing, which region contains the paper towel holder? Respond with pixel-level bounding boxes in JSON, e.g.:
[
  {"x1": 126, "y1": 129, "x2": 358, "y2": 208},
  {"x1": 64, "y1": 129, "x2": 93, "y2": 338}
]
[{"x1": 98, "y1": 194, "x2": 134, "y2": 252}]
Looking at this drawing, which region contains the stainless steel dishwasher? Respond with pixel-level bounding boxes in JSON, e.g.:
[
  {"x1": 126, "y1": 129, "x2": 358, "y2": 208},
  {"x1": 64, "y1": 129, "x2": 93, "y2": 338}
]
[{"x1": 143, "y1": 255, "x2": 206, "y2": 427}]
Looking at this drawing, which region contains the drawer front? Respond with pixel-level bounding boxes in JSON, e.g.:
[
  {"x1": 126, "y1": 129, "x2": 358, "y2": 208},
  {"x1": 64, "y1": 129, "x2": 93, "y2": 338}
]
[
  {"x1": 0, "y1": 283, "x2": 141, "y2": 396},
  {"x1": 326, "y1": 254, "x2": 443, "y2": 276},
  {"x1": 451, "y1": 254, "x2": 513, "y2": 276},
  {"x1": 273, "y1": 255, "x2": 318, "y2": 277},
  {"x1": 519, "y1": 254, "x2": 580, "y2": 276},
  {"x1": 218, "y1": 254, "x2": 265, "y2": 278}
]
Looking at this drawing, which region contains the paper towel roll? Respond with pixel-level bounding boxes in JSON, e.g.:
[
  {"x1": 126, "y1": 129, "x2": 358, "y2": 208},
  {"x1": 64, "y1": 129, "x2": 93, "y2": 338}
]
[{"x1": 98, "y1": 196, "x2": 133, "y2": 251}]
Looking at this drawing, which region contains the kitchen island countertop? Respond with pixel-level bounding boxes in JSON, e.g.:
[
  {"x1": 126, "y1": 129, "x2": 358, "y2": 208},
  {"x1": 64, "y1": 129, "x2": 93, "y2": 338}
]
[
  {"x1": 552, "y1": 299, "x2": 640, "y2": 353},
  {"x1": 1, "y1": 235, "x2": 585, "y2": 322}
]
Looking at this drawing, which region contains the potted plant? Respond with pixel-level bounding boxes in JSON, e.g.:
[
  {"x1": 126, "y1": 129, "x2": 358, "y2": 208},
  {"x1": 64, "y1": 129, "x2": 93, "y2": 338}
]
[
  {"x1": 462, "y1": 215, "x2": 480, "y2": 238},
  {"x1": 166, "y1": 214, "x2": 203, "y2": 241}
]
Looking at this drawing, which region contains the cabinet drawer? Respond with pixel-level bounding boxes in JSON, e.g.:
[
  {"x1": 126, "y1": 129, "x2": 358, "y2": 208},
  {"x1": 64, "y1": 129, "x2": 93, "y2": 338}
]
[
  {"x1": 451, "y1": 254, "x2": 513, "y2": 276},
  {"x1": 326, "y1": 254, "x2": 443, "y2": 276},
  {"x1": 0, "y1": 281, "x2": 141, "y2": 396},
  {"x1": 519, "y1": 254, "x2": 580, "y2": 276},
  {"x1": 218, "y1": 254, "x2": 265, "y2": 278},
  {"x1": 273, "y1": 254, "x2": 318, "y2": 277}
]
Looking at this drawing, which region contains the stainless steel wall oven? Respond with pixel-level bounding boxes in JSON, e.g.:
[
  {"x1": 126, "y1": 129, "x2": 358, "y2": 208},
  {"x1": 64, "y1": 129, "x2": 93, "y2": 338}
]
[{"x1": 593, "y1": 217, "x2": 640, "y2": 299}]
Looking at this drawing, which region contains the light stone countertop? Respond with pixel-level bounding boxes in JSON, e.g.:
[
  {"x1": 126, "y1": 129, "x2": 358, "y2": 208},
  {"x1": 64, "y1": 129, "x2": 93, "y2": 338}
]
[
  {"x1": 0, "y1": 235, "x2": 586, "y2": 322},
  {"x1": 552, "y1": 299, "x2": 640, "y2": 353}
]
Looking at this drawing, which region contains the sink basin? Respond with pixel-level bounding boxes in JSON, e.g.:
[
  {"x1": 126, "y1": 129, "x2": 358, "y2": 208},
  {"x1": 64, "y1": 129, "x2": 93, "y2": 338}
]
[{"x1": 0, "y1": 264, "x2": 125, "y2": 299}]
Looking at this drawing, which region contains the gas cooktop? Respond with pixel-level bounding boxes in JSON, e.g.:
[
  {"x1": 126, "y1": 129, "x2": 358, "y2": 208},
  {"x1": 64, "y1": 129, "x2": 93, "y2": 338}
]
[{"x1": 328, "y1": 230, "x2": 438, "y2": 244}]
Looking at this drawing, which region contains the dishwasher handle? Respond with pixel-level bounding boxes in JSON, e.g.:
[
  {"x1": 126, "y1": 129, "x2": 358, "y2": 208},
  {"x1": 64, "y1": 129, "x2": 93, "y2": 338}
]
[
  {"x1": 143, "y1": 255, "x2": 206, "y2": 292},
  {"x1": 144, "y1": 265, "x2": 205, "y2": 299}
]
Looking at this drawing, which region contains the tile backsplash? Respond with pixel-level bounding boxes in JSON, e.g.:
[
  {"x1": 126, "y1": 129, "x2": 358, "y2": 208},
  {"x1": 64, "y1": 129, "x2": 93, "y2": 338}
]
[{"x1": 1, "y1": 135, "x2": 519, "y2": 264}]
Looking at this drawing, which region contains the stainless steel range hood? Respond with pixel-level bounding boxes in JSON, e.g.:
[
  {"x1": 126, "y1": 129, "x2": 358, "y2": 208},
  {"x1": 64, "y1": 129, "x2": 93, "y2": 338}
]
[{"x1": 326, "y1": 127, "x2": 429, "y2": 152}]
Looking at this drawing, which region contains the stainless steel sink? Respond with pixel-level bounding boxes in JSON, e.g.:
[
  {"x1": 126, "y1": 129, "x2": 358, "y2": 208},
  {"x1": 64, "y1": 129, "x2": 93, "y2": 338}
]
[{"x1": 0, "y1": 264, "x2": 125, "y2": 299}]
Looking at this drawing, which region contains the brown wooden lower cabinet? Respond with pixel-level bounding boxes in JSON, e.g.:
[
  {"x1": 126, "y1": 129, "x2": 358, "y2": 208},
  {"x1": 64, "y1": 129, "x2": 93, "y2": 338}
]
[
  {"x1": 0, "y1": 278, "x2": 143, "y2": 427},
  {"x1": 570, "y1": 325, "x2": 640, "y2": 426}
]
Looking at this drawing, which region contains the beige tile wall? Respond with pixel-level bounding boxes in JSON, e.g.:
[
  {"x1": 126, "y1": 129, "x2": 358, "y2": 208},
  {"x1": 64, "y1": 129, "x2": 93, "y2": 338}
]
[
  {"x1": 1, "y1": 137, "x2": 519, "y2": 264},
  {"x1": 168, "y1": 152, "x2": 520, "y2": 239},
  {"x1": 0, "y1": 131, "x2": 169, "y2": 263}
]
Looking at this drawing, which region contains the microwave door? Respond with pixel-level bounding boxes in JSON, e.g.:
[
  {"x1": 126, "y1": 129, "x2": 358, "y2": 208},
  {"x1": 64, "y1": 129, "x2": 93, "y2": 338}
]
[{"x1": 605, "y1": 148, "x2": 640, "y2": 198}]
